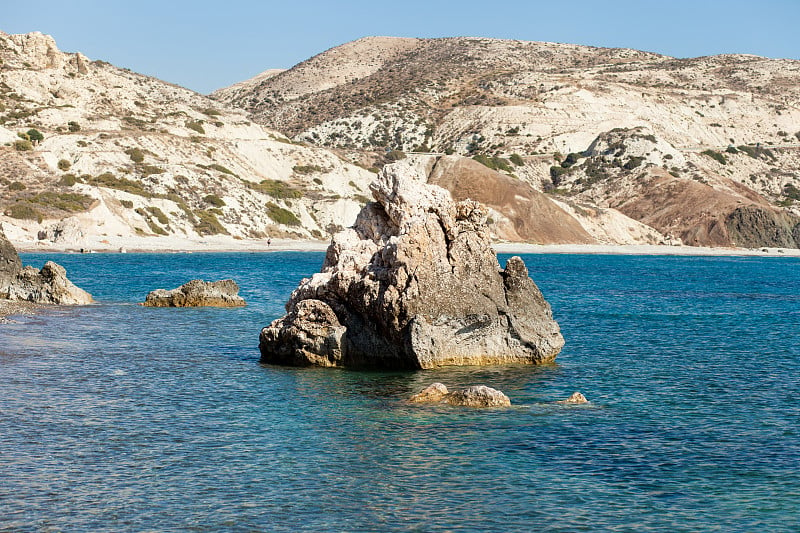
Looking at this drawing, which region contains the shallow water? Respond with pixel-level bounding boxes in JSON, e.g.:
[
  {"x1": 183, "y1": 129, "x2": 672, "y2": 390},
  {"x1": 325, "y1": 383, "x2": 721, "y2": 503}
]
[{"x1": 1, "y1": 252, "x2": 799, "y2": 531}]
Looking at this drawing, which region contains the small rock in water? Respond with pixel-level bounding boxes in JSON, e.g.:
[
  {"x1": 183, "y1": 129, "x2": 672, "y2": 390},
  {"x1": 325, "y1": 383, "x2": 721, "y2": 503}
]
[
  {"x1": 558, "y1": 391, "x2": 589, "y2": 404},
  {"x1": 142, "y1": 279, "x2": 245, "y2": 307},
  {"x1": 410, "y1": 383, "x2": 511, "y2": 408},
  {"x1": 409, "y1": 382, "x2": 449, "y2": 403}
]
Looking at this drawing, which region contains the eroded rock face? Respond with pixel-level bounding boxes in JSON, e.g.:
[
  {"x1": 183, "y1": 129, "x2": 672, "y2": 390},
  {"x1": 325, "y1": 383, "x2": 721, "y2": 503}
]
[
  {"x1": 0, "y1": 226, "x2": 22, "y2": 294},
  {"x1": 1, "y1": 226, "x2": 91, "y2": 305},
  {"x1": 259, "y1": 161, "x2": 564, "y2": 369},
  {"x1": 143, "y1": 279, "x2": 246, "y2": 307},
  {"x1": 6, "y1": 262, "x2": 92, "y2": 305}
]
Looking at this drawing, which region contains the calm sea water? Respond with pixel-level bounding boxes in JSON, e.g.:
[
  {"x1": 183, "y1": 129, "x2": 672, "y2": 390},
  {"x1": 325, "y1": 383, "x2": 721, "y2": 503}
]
[{"x1": 1, "y1": 252, "x2": 799, "y2": 532}]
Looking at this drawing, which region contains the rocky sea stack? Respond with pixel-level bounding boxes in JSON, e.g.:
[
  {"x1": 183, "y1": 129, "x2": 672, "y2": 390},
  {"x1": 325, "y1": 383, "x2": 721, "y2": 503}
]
[
  {"x1": 1, "y1": 225, "x2": 92, "y2": 305},
  {"x1": 259, "y1": 161, "x2": 564, "y2": 369}
]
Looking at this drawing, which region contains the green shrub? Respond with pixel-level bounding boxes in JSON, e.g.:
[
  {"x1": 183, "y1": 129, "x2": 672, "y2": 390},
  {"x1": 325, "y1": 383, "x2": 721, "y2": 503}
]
[
  {"x1": 30, "y1": 192, "x2": 93, "y2": 212},
  {"x1": 725, "y1": 146, "x2": 738, "y2": 154},
  {"x1": 186, "y1": 120, "x2": 205, "y2": 134},
  {"x1": 86, "y1": 172, "x2": 151, "y2": 197},
  {"x1": 146, "y1": 206, "x2": 169, "y2": 225},
  {"x1": 203, "y1": 194, "x2": 225, "y2": 207},
  {"x1": 194, "y1": 209, "x2": 228, "y2": 235},
  {"x1": 139, "y1": 164, "x2": 165, "y2": 176},
  {"x1": 57, "y1": 159, "x2": 71, "y2": 171},
  {"x1": 293, "y1": 164, "x2": 324, "y2": 174},
  {"x1": 9, "y1": 181, "x2": 26, "y2": 191},
  {"x1": 8, "y1": 203, "x2": 42, "y2": 222},
  {"x1": 623, "y1": 156, "x2": 645, "y2": 170},
  {"x1": 125, "y1": 147, "x2": 145, "y2": 163},
  {"x1": 68, "y1": 121, "x2": 81, "y2": 132},
  {"x1": 561, "y1": 152, "x2": 583, "y2": 168},
  {"x1": 701, "y1": 149, "x2": 727, "y2": 165},
  {"x1": 14, "y1": 140, "x2": 33, "y2": 151},
  {"x1": 384, "y1": 150, "x2": 406, "y2": 162},
  {"x1": 202, "y1": 108, "x2": 221, "y2": 116},
  {"x1": 17, "y1": 132, "x2": 30, "y2": 141},
  {"x1": 120, "y1": 199, "x2": 134, "y2": 208},
  {"x1": 59, "y1": 174, "x2": 78, "y2": 186},
  {"x1": 208, "y1": 163, "x2": 235, "y2": 176},
  {"x1": 266, "y1": 201, "x2": 301, "y2": 226},
  {"x1": 248, "y1": 179, "x2": 303, "y2": 199},
  {"x1": 549, "y1": 165, "x2": 568, "y2": 186},
  {"x1": 473, "y1": 154, "x2": 513, "y2": 173},
  {"x1": 509, "y1": 153, "x2": 524, "y2": 166},
  {"x1": 27, "y1": 129, "x2": 44, "y2": 144}
]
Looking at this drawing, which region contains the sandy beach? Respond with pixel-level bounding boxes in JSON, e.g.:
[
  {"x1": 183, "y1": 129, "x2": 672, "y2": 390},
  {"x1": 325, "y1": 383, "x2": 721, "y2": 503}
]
[{"x1": 12, "y1": 234, "x2": 800, "y2": 257}]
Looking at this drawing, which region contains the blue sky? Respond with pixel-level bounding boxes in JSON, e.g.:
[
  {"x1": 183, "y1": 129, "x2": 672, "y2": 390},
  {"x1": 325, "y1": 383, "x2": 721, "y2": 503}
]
[{"x1": 5, "y1": 0, "x2": 799, "y2": 94}]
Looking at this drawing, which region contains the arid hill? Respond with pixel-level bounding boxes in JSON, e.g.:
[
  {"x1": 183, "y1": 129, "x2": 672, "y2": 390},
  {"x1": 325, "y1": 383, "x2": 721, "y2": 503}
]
[{"x1": 214, "y1": 36, "x2": 800, "y2": 248}]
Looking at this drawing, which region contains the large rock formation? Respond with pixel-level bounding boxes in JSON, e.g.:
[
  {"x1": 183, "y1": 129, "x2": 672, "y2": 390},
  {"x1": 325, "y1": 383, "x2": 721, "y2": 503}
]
[
  {"x1": 142, "y1": 279, "x2": 246, "y2": 307},
  {"x1": 259, "y1": 161, "x2": 564, "y2": 369},
  {"x1": 0, "y1": 225, "x2": 92, "y2": 305}
]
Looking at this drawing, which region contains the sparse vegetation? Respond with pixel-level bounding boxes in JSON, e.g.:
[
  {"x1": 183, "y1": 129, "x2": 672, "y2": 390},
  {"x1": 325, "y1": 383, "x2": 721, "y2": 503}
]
[
  {"x1": 701, "y1": 149, "x2": 727, "y2": 165},
  {"x1": 30, "y1": 192, "x2": 94, "y2": 212},
  {"x1": 509, "y1": 153, "x2": 524, "y2": 166},
  {"x1": 26, "y1": 129, "x2": 44, "y2": 144},
  {"x1": 203, "y1": 194, "x2": 225, "y2": 207},
  {"x1": 247, "y1": 179, "x2": 303, "y2": 199},
  {"x1": 194, "y1": 209, "x2": 228, "y2": 235},
  {"x1": 139, "y1": 164, "x2": 165, "y2": 176},
  {"x1": 293, "y1": 164, "x2": 324, "y2": 174},
  {"x1": 7, "y1": 203, "x2": 42, "y2": 222},
  {"x1": 384, "y1": 150, "x2": 406, "y2": 162},
  {"x1": 57, "y1": 159, "x2": 71, "y2": 171},
  {"x1": 202, "y1": 108, "x2": 221, "y2": 116},
  {"x1": 186, "y1": 120, "x2": 205, "y2": 134},
  {"x1": 266, "y1": 202, "x2": 301, "y2": 226},
  {"x1": 125, "y1": 147, "x2": 145, "y2": 163},
  {"x1": 14, "y1": 140, "x2": 33, "y2": 151},
  {"x1": 59, "y1": 174, "x2": 78, "y2": 186},
  {"x1": 85, "y1": 172, "x2": 152, "y2": 197},
  {"x1": 8, "y1": 181, "x2": 26, "y2": 191},
  {"x1": 120, "y1": 199, "x2": 134, "y2": 209},
  {"x1": 68, "y1": 121, "x2": 81, "y2": 132},
  {"x1": 623, "y1": 156, "x2": 645, "y2": 170},
  {"x1": 473, "y1": 154, "x2": 513, "y2": 173}
]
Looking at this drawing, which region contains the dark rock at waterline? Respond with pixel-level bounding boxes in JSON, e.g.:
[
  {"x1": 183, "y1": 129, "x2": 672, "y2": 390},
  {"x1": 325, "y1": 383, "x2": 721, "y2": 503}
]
[
  {"x1": 142, "y1": 279, "x2": 245, "y2": 307},
  {"x1": 259, "y1": 160, "x2": 564, "y2": 369}
]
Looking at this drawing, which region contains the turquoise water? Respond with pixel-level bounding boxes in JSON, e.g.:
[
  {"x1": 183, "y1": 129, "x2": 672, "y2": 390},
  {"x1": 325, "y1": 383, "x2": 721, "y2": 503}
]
[{"x1": 1, "y1": 252, "x2": 799, "y2": 531}]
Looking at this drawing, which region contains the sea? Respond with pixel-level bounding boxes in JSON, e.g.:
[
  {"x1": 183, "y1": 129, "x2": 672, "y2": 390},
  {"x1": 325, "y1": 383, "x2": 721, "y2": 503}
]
[{"x1": 1, "y1": 252, "x2": 798, "y2": 532}]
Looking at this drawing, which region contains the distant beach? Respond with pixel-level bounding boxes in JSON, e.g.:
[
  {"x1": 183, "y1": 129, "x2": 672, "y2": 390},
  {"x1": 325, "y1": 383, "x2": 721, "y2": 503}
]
[{"x1": 13, "y1": 235, "x2": 800, "y2": 257}]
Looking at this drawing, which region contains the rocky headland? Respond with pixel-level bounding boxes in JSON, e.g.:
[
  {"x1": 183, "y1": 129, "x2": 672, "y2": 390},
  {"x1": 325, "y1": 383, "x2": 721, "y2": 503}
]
[{"x1": 259, "y1": 161, "x2": 564, "y2": 369}]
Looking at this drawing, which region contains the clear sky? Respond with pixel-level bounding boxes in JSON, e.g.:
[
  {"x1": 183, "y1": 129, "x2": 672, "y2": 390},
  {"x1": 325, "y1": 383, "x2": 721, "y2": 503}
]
[{"x1": 5, "y1": 0, "x2": 799, "y2": 95}]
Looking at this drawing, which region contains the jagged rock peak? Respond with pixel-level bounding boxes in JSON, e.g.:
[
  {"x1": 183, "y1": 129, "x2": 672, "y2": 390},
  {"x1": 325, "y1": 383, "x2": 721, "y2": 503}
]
[{"x1": 259, "y1": 160, "x2": 564, "y2": 369}]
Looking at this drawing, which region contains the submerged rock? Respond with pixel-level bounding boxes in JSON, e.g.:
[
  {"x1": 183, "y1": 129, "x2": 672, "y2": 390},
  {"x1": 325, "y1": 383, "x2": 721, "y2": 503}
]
[
  {"x1": 557, "y1": 392, "x2": 589, "y2": 404},
  {"x1": 142, "y1": 279, "x2": 245, "y2": 307},
  {"x1": 1, "y1": 225, "x2": 92, "y2": 305},
  {"x1": 410, "y1": 383, "x2": 511, "y2": 407},
  {"x1": 259, "y1": 160, "x2": 564, "y2": 369}
]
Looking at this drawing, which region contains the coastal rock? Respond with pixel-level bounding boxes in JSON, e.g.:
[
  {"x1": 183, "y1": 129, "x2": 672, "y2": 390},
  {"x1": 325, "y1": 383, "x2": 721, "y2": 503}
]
[
  {"x1": 6, "y1": 262, "x2": 93, "y2": 305},
  {"x1": 0, "y1": 225, "x2": 22, "y2": 294},
  {"x1": 142, "y1": 279, "x2": 246, "y2": 307},
  {"x1": 1, "y1": 225, "x2": 91, "y2": 305},
  {"x1": 409, "y1": 382, "x2": 450, "y2": 403},
  {"x1": 558, "y1": 392, "x2": 589, "y2": 404},
  {"x1": 445, "y1": 385, "x2": 511, "y2": 407},
  {"x1": 409, "y1": 383, "x2": 511, "y2": 407},
  {"x1": 259, "y1": 160, "x2": 564, "y2": 369}
]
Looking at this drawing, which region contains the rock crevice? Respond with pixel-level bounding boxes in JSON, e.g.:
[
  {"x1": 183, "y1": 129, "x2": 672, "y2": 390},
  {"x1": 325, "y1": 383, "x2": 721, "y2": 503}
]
[{"x1": 259, "y1": 161, "x2": 564, "y2": 369}]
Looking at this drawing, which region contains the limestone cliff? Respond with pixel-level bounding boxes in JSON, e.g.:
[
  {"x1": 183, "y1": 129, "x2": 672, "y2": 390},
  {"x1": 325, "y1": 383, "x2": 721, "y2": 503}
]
[{"x1": 259, "y1": 161, "x2": 564, "y2": 369}]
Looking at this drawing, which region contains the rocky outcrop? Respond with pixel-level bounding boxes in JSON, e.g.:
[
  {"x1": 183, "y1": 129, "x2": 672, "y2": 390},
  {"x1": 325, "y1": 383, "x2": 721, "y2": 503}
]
[
  {"x1": 0, "y1": 226, "x2": 22, "y2": 294},
  {"x1": 409, "y1": 383, "x2": 511, "y2": 407},
  {"x1": 1, "y1": 225, "x2": 91, "y2": 305},
  {"x1": 259, "y1": 161, "x2": 564, "y2": 369},
  {"x1": 142, "y1": 279, "x2": 245, "y2": 307},
  {"x1": 557, "y1": 392, "x2": 589, "y2": 404}
]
